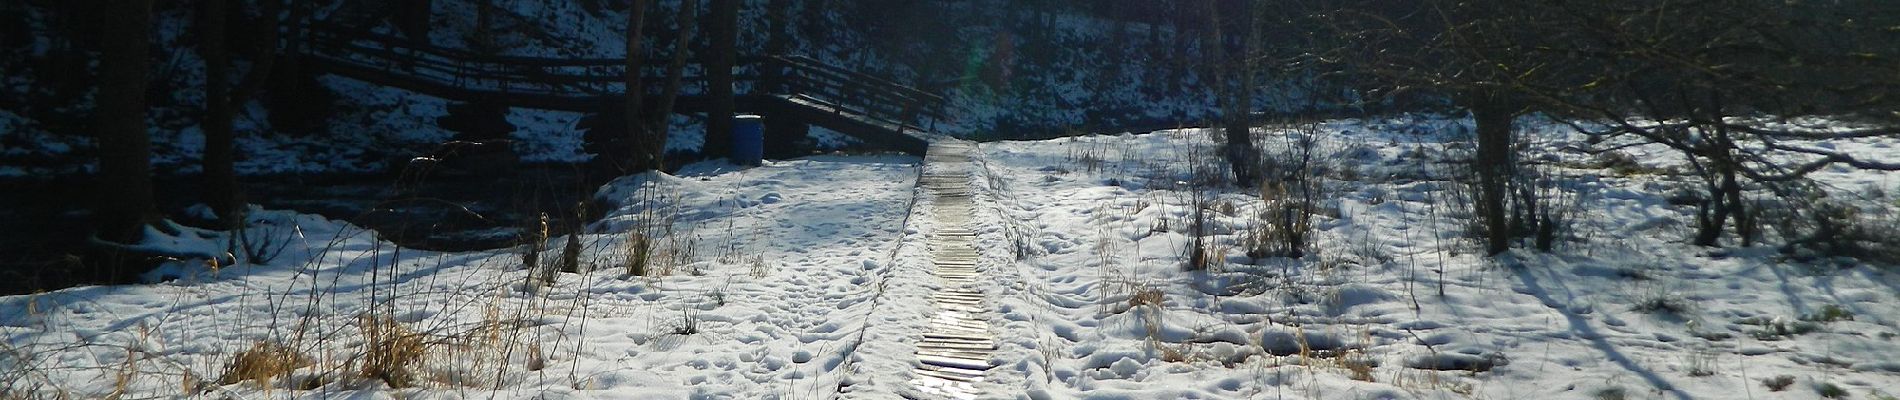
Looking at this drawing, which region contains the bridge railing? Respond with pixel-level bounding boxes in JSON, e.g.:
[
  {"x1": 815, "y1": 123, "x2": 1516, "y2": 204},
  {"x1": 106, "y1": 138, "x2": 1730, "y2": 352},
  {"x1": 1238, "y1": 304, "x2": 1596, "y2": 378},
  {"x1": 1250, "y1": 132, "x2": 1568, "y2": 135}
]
[
  {"x1": 302, "y1": 22, "x2": 944, "y2": 132},
  {"x1": 763, "y1": 55, "x2": 949, "y2": 134},
  {"x1": 305, "y1": 22, "x2": 655, "y2": 99}
]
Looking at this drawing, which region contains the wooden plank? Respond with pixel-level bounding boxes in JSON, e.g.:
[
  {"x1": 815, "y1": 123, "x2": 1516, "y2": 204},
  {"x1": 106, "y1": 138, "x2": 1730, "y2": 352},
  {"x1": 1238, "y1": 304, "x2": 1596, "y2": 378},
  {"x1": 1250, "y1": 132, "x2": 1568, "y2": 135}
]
[
  {"x1": 912, "y1": 368, "x2": 984, "y2": 383},
  {"x1": 918, "y1": 354, "x2": 992, "y2": 370}
]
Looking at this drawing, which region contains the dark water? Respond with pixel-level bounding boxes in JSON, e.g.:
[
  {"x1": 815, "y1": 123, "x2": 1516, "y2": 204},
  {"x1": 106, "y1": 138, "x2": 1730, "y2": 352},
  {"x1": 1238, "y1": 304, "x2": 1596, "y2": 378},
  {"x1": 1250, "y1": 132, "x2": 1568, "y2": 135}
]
[
  {"x1": 243, "y1": 164, "x2": 604, "y2": 251},
  {"x1": 0, "y1": 164, "x2": 604, "y2": 295}
]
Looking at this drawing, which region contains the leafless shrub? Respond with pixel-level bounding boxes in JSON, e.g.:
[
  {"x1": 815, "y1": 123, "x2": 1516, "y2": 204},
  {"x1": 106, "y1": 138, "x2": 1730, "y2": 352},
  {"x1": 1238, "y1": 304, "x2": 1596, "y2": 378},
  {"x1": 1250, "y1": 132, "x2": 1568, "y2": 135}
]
[
  {"x1": 1762, "y1": 375, "x2": 1795, "y2": 391},
  {"x1": 1064, "y1": 138, "x2": 1110, "y2": 174},
  {"x1": 1245, "y1": 122, "x2": 1329, "y2": 260},
  {"x1": 1769, "y1": 196, "x2": 1900, "y2": 265},
  {"x1": 1512, "y1": 163, "x2": 1588, "y2": 252},
  {"x1": 670, "y1": 309, "x2": 700, "y2": 336},
  {"x1": 621, "y1": 180, "x2": 694, "y2": 278},
  {"x1": 227, "y1": 209, "x2": 294, "y2": 265}
]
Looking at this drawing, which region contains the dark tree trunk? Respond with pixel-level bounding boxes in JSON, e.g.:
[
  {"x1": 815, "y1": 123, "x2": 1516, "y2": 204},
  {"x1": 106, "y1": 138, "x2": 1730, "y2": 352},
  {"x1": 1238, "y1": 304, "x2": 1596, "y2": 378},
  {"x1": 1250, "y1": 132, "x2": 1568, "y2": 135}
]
[
  {"x1": 200, "y1": 0, "x2": 238, "y2": 216},
  {"x1": 200, "y1": 0, "x2": 282, "y2": 219},
  {"x1": 647, "y1": 0, "x2": 701, "y2": 145},
  {"x1": 472, "y1": 0, "x2": 495, "y2": 53},
  {"x1": 1692, "y1": 149, "x2": 1750, "y2": 247},
  {"x1": 622, "y1": 0, "x2": 652, "y2": 172},
  {"x1": 1687, "y1": 151, "x2": 1724, "y2": 247},
  {"x1": 1693, "y1": 183, "x2": 1729, "y2": 246},
  {"x1": 1468, "y1": 93, "x2": 1517, "y2": 256},
  {"x1": 1689, "y1": 97, "x2": 1755, "y2": 248},
  {"x1": 96, "y1": 0, "x2": 158, "y2": 244},
  {"x1": 396, "y1": 0, "x2": 432, "y2": 40},
  {"x1": 765, "y1": 0, "x2": 791, "y2": 55},
  {"x1": 704, "y1": 0, "x2": 738, "y2": 161}
]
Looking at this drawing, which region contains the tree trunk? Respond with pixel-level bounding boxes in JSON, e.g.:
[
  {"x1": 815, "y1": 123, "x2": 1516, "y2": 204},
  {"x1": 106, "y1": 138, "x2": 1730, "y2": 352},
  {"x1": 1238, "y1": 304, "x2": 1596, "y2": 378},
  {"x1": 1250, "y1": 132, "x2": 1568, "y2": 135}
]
[
  {"x1": 646, "y1": 0, "x2": 700, "y2": 147},
  {"x1": 1713, "y1": 125, "x2": 1755, "y2": 247},
  {"x1": 1724, "y1": 164, "x2": 1753, "y2": 246},
  {"x1": 1469, "y1": 93, "x2": 1516, "y2": 256},
  {"x1": 622, "y1": 0, "x2": 652, "y2": 172},
  {"x1": 201, "y1": 0, "x2": 238, "y2": 217},
  {"x1": 704, "y1": 0, "x2": 738, "y2": 161},
  {"x1": 397, "y1": 0, "x2": 432, "y2": 40},
  {"x1": 765, "y1": 0, "x2": 791, "y2": 55},
  {"x1": 1693, "y1": 183, "x2": 1729, "y2": 246},
  {"x1": 1686, "y1": 153, "x2": 1726, "y2": 246},
  {"x1": 1690, "y1": 150, "x2": 1752, "y2": 248},
  {"x1": 1206, "y1": 0, "x2": 1259, "y2": 186},
  {"x1": 201, "y1": 0, "x2": 283, "y2": 219},
  {"x1": 473, "y1": 0, "x2": 495, "y2": 53},
  {"x1": 96, "y1": 0, "x2": 158, "y2": 244}
]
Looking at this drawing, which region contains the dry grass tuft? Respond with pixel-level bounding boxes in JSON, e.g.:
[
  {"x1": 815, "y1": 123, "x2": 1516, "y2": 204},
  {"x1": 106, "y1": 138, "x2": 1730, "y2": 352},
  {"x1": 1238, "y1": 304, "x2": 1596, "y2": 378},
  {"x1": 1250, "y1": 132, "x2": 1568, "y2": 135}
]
[
  {"x1": 218, "y1": 341, "x2": 308, "y2": 386},
  {"x1": 358, "y1": 317, "x2": 427, "y2": 388},
  {"x1": 625, "y1": 233, "x2": 652, "y2": 277},
  {"x1": 1128, "y1": 287, "x2": 1165, "y2": 309}
]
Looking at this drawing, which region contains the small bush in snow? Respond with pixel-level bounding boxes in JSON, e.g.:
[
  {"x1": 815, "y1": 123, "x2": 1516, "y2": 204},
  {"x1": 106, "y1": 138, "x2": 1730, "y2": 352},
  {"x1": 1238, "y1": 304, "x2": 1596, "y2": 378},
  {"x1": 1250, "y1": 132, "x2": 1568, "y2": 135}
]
[
  {"x1": 1127, "y1": 286, "x2": 1164, "y2": 310},
  {"x1": 1245, "y1": 123, "x2": 1329, "y2": 260},
  {"x1": 1592, "y1": 386, "x2": 1629, "y2": 400},
  {"x1": 671, "y1": 309, "x2": 700, "y2": 335},
  {"x1": 219, "y1": 341, "x2": 309, "y2": 386},
  {"x1": 1762, "y1": 375, "x2": 1795, "y2": 391},
  {"x1": 1341, "y1": 353, "x2": 1376, "y2": 382},
  {"x1": 1591, "y1": 151, "x2": 1648, "y2": 176},
  {"x1": 1683, "y1": 347, "x2": 1718, "y2": 377},
  {"x1": 1740, "y1": 316, "x2": 1823, "y2": 341},
  {"x1": 1802, "y1": 304, "x2": 1856, "y2": 323},
  {"x1": 1768, "y1": 198, "x2": 1900, "y2": 265},
  {"x1": 625, "y1": 233, "x2": 652, "y2": 277},
  {"x1": 358, "y1": 317, "x2": 427, "y2": 388},
  {"x1": 622, "y1": 180, "x2": 693, "y2": 279},
  {"x1": 1630, "y1": 289, "x2": 1691, "y2": 315},
  {"x1": 1816, "y1": 381, "x2": 1850, "y2": 398}
]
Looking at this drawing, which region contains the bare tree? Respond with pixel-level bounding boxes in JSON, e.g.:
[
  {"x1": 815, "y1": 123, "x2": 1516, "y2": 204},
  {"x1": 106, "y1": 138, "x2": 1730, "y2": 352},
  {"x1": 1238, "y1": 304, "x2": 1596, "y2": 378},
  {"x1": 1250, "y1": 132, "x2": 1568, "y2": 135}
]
[
  {"x1": 643, "y1": 0, "x2": 701, "y2": 155},
  {"x1": 1524, "y1": 0, "x2": 1900, "y2": 247},
  {"x1": 1307, "y1": 0, "x2": 1589, "y2": 255},
  {"x1": 1201, "y1": 0, "x2": 1262, "y2": 187},
  {"x1": 621, "y1": 0, "x2": 652, "y2": 172},
  {"x1": 1315, "y1": 0, "x2": 1899, "y2": 252}
]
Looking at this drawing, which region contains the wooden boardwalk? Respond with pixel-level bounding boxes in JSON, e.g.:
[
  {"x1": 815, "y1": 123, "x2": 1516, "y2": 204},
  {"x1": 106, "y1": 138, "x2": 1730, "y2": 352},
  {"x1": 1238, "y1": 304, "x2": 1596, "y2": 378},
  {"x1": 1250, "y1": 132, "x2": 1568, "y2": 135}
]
[{"x1": 909, "y1": 142, "x2": 994, "y2": 399}]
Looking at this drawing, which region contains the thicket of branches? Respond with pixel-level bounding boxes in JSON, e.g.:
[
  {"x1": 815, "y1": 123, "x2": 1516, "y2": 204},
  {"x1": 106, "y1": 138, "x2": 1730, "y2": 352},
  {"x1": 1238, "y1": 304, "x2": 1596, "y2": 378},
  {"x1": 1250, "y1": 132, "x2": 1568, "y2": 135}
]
[{"x1": 1254, "y1": 0, "x2": 1900, "y2": 256}]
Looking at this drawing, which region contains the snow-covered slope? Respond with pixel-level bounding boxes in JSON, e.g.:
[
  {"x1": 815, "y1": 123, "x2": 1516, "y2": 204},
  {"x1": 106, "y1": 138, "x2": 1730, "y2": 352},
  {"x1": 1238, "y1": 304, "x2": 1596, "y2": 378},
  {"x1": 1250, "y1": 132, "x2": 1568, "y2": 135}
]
[
  {"x1": 1, "y1": 154, "x2": 926, "y2": 398},
  {"x1": 4, "y1": 117, "x2": 1896, "y2": 399}
]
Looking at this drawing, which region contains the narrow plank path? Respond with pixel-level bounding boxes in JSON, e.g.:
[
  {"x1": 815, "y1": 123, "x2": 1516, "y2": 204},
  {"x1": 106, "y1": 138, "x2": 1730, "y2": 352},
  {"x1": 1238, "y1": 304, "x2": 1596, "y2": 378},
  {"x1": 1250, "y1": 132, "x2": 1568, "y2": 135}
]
[{"x1": 907, "y1": 142, "x2": 995, "y2": 399}]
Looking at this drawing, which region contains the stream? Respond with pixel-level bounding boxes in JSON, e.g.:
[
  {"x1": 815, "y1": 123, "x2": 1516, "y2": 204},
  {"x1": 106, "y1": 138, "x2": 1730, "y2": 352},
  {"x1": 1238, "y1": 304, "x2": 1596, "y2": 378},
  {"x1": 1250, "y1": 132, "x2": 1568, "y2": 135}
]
[{"x1": 0, "y1": 164, "x2": 605, "y2": 295}]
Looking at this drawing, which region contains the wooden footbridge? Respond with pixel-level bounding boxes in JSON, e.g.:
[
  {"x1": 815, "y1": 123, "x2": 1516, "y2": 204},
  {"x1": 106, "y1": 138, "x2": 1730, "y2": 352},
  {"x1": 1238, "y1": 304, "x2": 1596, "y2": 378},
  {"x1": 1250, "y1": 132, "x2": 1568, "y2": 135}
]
[{"x1": 298, "y1": 22, "x2": 947, "y2": 154}]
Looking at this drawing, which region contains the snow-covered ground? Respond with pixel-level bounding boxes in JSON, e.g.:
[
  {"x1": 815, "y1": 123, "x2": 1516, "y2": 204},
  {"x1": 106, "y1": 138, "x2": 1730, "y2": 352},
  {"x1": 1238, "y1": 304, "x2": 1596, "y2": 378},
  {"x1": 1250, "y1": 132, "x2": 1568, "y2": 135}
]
[
  {"x1": 4, "y1": 116, "x2": 1899, "y2": 399},
  {"x1": 967, "y1": 120, "x2": 1900, "y2": 399},
  {"x1": 1, "y1": 154, "x2": 930, "y2": 399}
]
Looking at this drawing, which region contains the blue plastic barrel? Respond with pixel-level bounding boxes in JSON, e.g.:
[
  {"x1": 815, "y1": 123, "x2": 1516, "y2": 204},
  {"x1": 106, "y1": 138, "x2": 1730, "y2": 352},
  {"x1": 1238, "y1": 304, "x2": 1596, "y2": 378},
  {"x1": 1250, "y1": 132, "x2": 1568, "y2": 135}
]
[{"x1": 731, "y1": 115, "x2": 764, "y2": 166}]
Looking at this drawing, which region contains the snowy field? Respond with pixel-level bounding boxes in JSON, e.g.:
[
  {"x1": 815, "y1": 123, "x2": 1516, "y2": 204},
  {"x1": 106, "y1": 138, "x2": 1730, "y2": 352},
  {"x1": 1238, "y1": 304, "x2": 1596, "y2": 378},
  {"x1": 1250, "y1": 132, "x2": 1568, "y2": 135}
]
[
  {"x1": 2, "y1": 154, "x2": 931, "y2": 399},
  {"x1": 968, "y1": 119, "x2": 1900, "y2": 399},
  {"x1": 4, "y1": 116, "x2": 1900, "y2": 399}
]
